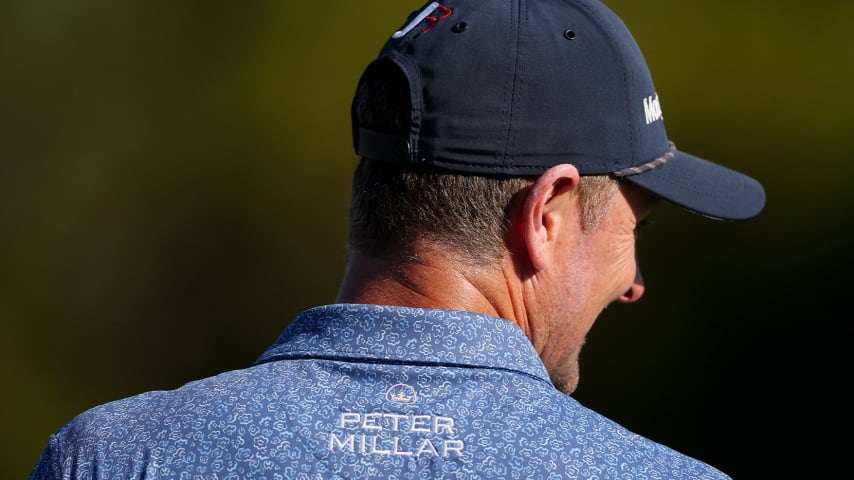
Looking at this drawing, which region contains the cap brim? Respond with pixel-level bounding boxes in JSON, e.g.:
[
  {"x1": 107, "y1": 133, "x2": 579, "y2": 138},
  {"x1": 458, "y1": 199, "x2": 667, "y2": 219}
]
[{"x1": 620, "y1": 149, "x2": 766, "y2": 221}]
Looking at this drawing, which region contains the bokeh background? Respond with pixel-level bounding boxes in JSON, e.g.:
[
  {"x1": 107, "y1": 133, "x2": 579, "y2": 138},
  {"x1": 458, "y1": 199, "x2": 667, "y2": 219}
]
[{"x1": 2, "y1": 0, "x2": 851, "y2": 478}]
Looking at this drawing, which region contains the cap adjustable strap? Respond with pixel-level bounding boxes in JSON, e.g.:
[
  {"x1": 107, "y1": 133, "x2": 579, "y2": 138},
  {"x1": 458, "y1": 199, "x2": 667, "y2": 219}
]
[
  {"x1": 613, "y1": 141, "x2": 677, "y2": 177},
  {"x1": 356, "y1": 128, "x2": 411, "y2": 164}
]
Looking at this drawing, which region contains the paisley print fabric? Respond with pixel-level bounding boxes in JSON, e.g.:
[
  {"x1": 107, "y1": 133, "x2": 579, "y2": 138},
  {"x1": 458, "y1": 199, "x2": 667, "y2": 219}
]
[{"x1": 30, "y1": 304, "x2": 730, "y2": 479}]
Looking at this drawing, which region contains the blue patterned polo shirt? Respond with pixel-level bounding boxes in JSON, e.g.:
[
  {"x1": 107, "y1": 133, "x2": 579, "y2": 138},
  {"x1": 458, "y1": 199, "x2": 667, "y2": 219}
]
[{"x1": 30, "y1": 304, "x2": 730, "y2": 479}]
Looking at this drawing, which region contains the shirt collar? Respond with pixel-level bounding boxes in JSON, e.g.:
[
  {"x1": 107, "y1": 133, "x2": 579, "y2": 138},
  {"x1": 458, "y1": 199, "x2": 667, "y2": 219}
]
[{"x1": 255, "y1": 303, "x2": 551, "y2": 384}]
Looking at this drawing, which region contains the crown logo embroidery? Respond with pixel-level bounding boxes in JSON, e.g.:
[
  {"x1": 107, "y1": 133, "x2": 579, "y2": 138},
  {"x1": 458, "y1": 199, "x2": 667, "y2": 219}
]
[{"x1": 385, "y1": 384, "x2": 419, "y2": 404}]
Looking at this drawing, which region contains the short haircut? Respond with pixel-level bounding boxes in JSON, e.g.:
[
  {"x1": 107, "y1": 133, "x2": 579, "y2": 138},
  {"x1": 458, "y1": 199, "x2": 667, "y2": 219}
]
[{"x1": 349, "y1": 60, "x2": 618, "y2": 266}]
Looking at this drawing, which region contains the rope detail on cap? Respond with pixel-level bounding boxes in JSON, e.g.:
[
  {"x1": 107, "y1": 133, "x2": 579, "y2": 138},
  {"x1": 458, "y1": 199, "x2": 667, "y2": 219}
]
[{"x1": 612, "y1": 142, "x2": 676, "y2": 177}]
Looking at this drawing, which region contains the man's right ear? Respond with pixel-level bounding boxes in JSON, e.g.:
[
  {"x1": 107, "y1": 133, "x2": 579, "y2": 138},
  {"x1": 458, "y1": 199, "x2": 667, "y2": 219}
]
[{"x1": 519, "y1": 164, "x2": 582, "y2": 272}]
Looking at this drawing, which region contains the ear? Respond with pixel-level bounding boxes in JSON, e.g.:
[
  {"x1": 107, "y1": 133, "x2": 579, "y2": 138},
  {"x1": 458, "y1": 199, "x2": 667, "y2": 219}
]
[{"x1": 520, "y1": 164, "x2": 582, "y2": 271}]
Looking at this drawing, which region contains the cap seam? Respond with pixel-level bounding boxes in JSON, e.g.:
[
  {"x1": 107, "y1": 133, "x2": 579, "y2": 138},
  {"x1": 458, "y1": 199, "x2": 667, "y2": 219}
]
[
  {"x1": 499, "y1": 0, "x2": 521, "y2": 167},
  {"x1": 386, "y1": 53, "x2": 423, "y2": 164},
  {"x1": 572, "y1": 0, "x2": 634, "y2": 168},
  {"x1": 508, "y1": 0, "x2": 528, "y2": 168}
]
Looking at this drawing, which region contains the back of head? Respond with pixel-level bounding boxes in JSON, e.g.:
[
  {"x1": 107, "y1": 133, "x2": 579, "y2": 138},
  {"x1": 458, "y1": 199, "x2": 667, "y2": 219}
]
[
  {"x1": 349, "y1": 60, "x2": 535, "y2": 266},
  {"x1": 351, "y1": 0, "x2": 765, "y2": 231},
  {"x1": 350, "y1": 61, "x2": 618, "y2": 267}
]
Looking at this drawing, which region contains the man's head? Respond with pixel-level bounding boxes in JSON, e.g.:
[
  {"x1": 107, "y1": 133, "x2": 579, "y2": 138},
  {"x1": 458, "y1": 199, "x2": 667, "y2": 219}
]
[
  {"x1": 349, "y1": 60, "x2": 619, "y2": 267},
  {"x1": 352, "y1": 0, "x2": 764, "y2": 220},
  {"x1": 345, "y1": 0, "x2": 765, "y2": 393}
]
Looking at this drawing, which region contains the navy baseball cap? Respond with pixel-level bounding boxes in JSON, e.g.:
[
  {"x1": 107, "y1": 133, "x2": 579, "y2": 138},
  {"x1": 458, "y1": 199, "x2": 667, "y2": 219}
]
[{"x1": 353, "y1": 0, "x2": 765, "y2": 221}]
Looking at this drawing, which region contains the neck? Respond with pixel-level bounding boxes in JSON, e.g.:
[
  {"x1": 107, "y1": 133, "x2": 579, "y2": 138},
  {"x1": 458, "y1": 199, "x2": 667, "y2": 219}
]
[{"x1": 336, "y1": 247, "x2": 510, "y2": 319}]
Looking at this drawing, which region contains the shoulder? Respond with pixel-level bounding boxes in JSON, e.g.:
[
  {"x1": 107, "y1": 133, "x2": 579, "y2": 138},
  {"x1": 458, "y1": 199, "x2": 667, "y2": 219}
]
[
  {"x1": 57, "y1": 362, "x2": 282, "y2": 434},
  {"x1": 34, "y1": 365, "x2": 279, "y2": 479},
  {"x1": 530, "y1": 391, "x2": 730, "y2": 479}
]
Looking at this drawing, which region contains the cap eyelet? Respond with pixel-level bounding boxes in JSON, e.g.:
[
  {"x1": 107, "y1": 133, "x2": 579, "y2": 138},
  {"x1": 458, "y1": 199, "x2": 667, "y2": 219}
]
[
  {"x1": 451, "y1": 22, "x2": 467, "y2": 33},
  {"x1": 564, "y1": 29, "x2": 576, "y2": 40}
]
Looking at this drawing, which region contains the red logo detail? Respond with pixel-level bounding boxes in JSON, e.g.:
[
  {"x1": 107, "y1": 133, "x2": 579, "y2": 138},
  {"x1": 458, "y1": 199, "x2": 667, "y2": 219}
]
[{"x1": 422, "y1": 5, "x2": 453, "y2": 33}]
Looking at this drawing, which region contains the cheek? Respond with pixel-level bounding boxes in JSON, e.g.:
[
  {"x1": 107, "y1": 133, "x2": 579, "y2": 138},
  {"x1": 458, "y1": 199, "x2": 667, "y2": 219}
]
[{"x1": 601, "y1": 235, "x2": 638, "y2": 287}]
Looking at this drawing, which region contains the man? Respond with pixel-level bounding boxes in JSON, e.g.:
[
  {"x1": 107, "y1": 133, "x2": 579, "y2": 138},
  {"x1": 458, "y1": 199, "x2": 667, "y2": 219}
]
[{"x1": 30, "y1": 0, "x2": 765, "y2": 478}]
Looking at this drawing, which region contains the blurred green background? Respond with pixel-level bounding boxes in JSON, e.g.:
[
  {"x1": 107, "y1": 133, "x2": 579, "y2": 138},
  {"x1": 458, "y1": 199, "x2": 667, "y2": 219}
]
[{"x1": 2, "y1": 0, "x2": 851, "y2": 478}]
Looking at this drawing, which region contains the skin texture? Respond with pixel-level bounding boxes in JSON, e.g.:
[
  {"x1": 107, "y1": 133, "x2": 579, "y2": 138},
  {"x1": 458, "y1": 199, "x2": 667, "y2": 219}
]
[
  {"x1": 513, "y1": 165, "x2": 658, "y2": 392},
  {"x1": 336, "y1": 164, "x2": 659, "y2": 395}
]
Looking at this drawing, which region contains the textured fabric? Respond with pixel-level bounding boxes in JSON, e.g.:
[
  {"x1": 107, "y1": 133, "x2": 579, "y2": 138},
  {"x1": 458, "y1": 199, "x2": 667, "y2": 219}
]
[
  {"x1": 353, "y1": 0, "x2": 765, "y2": 221},
  {"x1": 30, "y1": 304, "x2": 730, "y2": 479}
]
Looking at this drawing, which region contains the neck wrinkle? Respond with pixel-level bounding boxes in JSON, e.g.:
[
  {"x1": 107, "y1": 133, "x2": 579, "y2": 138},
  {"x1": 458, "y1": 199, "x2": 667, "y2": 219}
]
[{"x1": 336, "y1": 248, "x2": 511, "y2": 321}]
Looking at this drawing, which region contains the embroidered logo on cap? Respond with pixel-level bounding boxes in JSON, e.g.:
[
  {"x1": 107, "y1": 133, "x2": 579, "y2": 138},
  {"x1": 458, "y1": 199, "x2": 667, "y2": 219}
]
[
  {"x1": 643, "y1": 93, "x2": 663, "y2": 125},
  {"x1": 392, "y1": 2, "x2": 453, "y2": 39}
]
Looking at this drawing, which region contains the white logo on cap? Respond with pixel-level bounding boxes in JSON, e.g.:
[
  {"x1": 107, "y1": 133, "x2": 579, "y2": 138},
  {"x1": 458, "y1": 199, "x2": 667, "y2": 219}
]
[
  {"x1": 643, "y1": 93, "x2": 663, "y2": 125},
  {"x1": 392, "y1": 2, "x2": 440, "y2": 39}
]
